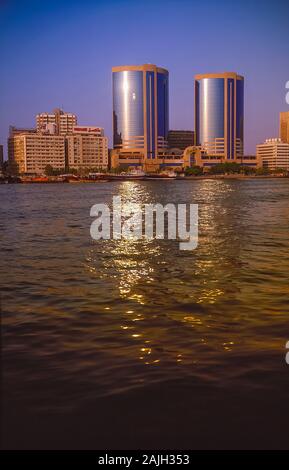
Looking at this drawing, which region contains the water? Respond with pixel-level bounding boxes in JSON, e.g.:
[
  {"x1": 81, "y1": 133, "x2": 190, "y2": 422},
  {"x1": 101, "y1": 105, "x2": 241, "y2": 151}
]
[{"x1": 1, "y1": 179, "x2": 289, "y2": 449}]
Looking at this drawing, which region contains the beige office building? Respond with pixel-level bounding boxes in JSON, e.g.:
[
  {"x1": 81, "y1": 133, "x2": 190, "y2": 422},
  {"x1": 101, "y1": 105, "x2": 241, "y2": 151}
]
[
  {"x1": 36, "y1": 108, "x2": 77, "y2": 135},
  {"x1": 256, "y1": 138, "x2": 289, "y2": 170},
  {"x1": 9, "y1": 109, "x2": 108, "y2": 174},
  {"x1": 66, "y1": 126, "x2": 108, "y2": 170},
  {"x1": 8, "y1": 133, "x2": 65, "y2": 174},
  {"x1": 280, "y1": 111, "x2": 289, "y2": 144},
  {"x1": 9, "y1": 126, "x2": 37, "y2": 136}
]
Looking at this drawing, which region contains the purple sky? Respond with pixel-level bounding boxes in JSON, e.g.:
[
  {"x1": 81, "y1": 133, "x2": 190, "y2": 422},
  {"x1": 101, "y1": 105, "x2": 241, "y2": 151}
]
[{"x1": 0, "y1": 0, "x2": 289, "y2": 158}]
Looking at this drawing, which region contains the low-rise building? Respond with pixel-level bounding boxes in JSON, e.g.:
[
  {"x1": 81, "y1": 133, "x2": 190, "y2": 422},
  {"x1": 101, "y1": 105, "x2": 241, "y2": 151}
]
[
  {"x1": 168, "y1": 130, "x2": 195, "y2": 151},
  {"x1": 66, "y1": 126, "x2": 108, "y2": 171},
  {"x1": 237, "y1": 155, "x2": 259, "y2": 167},
  {"x1": 8, "y1": 133, "x2": 65, "y2": 174},
  {"x1": 9, "y1": 109, "x2": 109, "y2": 174},
  {"x1": 256, "y1": 138, "x2": 289, "y2": 170},
  {"x1": 9, "y1": 126, "x2": 37, "y2": 136}
]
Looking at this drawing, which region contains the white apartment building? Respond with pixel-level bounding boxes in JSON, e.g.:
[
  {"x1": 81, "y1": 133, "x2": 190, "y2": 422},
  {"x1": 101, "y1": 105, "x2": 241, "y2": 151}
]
[
  {"x1": 36, "y1": 108, "x2": 77, "y2": 135},
  {"x1": 8, "y1": 133, "x2": 65, "y2": 174},
  {"x1": 66, "y1": 126, "x2": 108, "y2": 170},
  {"x1": 256, "y1": 138, "x2": 289, "y2": 170}
]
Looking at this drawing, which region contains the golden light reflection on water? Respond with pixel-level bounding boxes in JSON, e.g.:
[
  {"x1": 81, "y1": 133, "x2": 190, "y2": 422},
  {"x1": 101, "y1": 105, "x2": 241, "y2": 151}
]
[
  {"x1": 85, "y1": 180, "x2": 243, "y2": 367},
  {"x1": 82, "y1": 179, "x2": 289, "y2": 373},
  {"x1": 83, "y1": 181, "x2": 237, "y2": 370},
  {"x1": 3, "y1": 180, "x2": 289, "y2": 404},
  {"x1": 196, "y1": 288, "x2": 224, "y2": 304}
]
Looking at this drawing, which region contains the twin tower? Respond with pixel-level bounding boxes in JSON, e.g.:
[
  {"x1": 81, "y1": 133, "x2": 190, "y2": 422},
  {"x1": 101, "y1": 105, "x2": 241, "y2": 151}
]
[{"x1": 112, "y1": 64, "x2": 244, "y2": 171}]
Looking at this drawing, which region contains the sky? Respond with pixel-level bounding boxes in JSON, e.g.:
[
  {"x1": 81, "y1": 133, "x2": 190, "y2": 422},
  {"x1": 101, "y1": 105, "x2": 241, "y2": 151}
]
[{"x1": 0, "y1": 0, "x2": 289, "y2": 158}]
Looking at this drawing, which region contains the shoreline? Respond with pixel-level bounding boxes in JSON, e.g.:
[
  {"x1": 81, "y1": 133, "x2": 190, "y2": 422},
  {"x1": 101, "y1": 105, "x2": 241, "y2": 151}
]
[
  {"x1": 1, "y1": 174, "x2": 288, "y2": 184},
  {"x1": 181, "y1": 174, "x2": 289, "y2": 180}
]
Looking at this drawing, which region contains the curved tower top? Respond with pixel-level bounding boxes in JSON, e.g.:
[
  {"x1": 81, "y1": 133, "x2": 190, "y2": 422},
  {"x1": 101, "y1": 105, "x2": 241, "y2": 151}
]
[
  {"x1": 195, "y1": 72, "x2": 244, "y2": 81},
  {"x1": 112, "y1": 64, "x2": 168, "y2": 75}
]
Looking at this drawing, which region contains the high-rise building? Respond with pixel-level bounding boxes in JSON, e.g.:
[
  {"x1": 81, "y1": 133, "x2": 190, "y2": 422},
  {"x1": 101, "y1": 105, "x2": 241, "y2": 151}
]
[
  {"x1": 168, "y1": 130, "x2": 195, "y2": 150},
  {"x1": 36, "y1": 108, "x2": 77, "y2": 135},
  {"x1": 280, "y1": 111, "x2": 289, "y2": 144},
  {"x1": 195, "y1": 72, "x2": 244, "y2": 160},
  {"x1": 8, "y1": 133, "x2": 65, "y2": 174},
  {"x1": 112, "y1": 64, "x2": 169, "y2": 170},
  {"x1": 256, "y1": 138, "x2": 289, "y2": 170},
  {"x1": 66, "y1": 126, "x2": 108, "y2": 170}
]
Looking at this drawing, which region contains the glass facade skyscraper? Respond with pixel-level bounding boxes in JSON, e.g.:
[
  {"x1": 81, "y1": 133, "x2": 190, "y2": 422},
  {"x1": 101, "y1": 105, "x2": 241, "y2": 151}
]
[
  {"x1": 195, "y1": 72, "x2": 244, "y2": 160},
  {"x1": 112, "y1": 64, "x2": 169, "y2": 160}
]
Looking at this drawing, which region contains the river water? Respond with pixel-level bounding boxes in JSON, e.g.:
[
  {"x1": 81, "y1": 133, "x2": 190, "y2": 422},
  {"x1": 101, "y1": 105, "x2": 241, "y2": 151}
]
[{"x1": 1, "y1": 179, "x2": 289, "y2": 449}]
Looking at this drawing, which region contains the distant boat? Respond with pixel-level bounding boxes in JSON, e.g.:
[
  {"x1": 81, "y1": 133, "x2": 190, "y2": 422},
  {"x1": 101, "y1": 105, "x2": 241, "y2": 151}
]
[
  {"x1": 21, "y1": 176, "x2": 49, "y2": 183},
  {"x1": 145, "y1": 170, "x2": 176, "y2": 180},
  {"x1": 108, "y1": 169, "x2": 146, "y2": 180},
  {"x1": 126, "y1": 169, "x2": 146, "y2": 179},
  {"x1": 69, "y1": 178, "x2": 109, "y2": 183}
]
